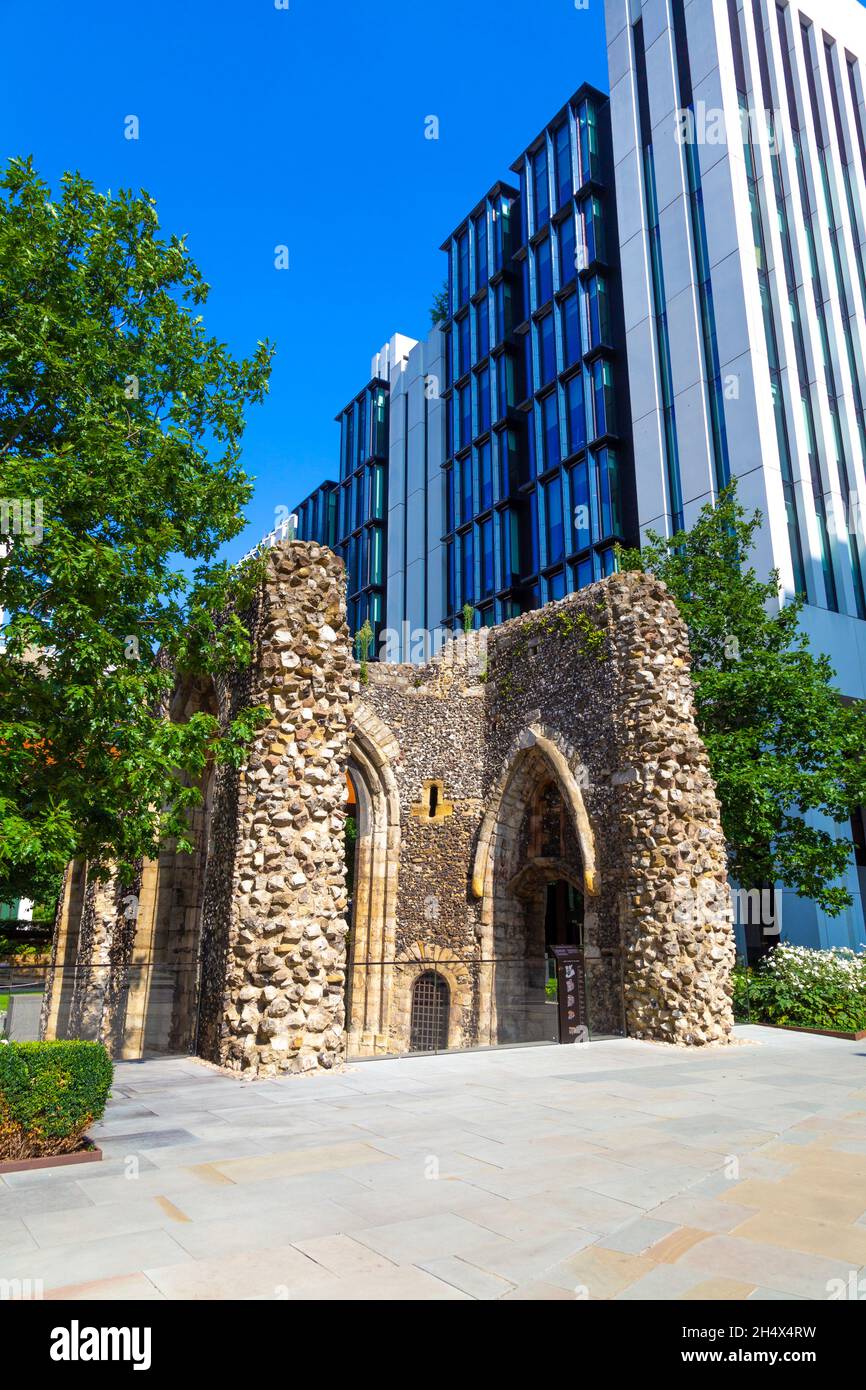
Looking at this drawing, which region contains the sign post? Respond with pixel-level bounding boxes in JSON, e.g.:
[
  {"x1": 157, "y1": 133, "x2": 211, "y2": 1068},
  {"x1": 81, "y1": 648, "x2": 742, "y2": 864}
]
[{"x1": 549, "y1": 945, "x2": 587, "y2": 1043}]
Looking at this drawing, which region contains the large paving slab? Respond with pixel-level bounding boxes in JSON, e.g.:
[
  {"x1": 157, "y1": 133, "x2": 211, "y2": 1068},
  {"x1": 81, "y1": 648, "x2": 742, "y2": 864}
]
[{"x1": 3, "y1": 1026, "x2": 866, "y2": 1300}]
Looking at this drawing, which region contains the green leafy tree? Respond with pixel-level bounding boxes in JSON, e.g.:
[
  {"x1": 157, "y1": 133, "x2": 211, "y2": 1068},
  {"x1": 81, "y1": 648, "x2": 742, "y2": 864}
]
[
  {"x1": 430, "y1": 280, "x2": 449, "y2": 327},
  {"x1": 355, "y1": 619, "x2": 373, "y2": 684},
  {"x1": 617, "y1": 482, "x2": 866, "y2": 915},
  {"x1": 0, "y1": 158, "x2": 274, "y2": 902}
]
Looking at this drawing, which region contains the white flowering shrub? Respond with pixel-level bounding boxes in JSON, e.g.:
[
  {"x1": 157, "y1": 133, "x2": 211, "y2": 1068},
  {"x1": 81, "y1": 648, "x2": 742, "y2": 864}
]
[{"x1": 733, "y1": 943, "x2": 866, "y2": 1032}]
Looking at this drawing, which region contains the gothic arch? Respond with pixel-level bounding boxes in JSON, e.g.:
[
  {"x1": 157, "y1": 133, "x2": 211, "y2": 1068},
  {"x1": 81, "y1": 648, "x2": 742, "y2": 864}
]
[
  {"x1": 471, "y1": 724, "x2": 598, "y2": 900},
  {"x1": 473, "y1": 725, "x2": 599, "y2": 1045},
  {"x1": 345, "y1": 702, "x2": 401, "y2": 1053}
]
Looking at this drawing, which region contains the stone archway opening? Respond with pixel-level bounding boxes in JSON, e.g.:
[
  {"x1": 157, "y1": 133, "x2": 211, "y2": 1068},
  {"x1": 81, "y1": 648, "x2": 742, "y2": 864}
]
[
  {"x1": 343, "y1": 708, "x2": 401, "y2": 1057},
  {"x1": 477, "y1": 739, "x2": 604, "y2": 1046}
]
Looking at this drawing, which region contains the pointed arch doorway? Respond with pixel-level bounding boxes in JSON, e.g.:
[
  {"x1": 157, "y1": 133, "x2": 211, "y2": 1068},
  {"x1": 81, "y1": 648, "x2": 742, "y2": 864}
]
[
  {"x1": 343, "y1": 707, "x2": 401, "y2": 1057},
  {"x1": 473, "y1": 728, "x2": 605, "y2": 1046}
]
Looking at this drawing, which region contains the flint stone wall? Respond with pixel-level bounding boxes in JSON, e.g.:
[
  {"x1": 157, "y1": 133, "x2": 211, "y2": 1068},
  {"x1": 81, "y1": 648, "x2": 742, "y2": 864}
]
[
  {"x1": 359, "y1": 570, "x2": 734, "y2": 1048},
  {"x1": 45, "y1": 543, "x2": 735, "y2": 1072},
  {"x1": 197, "y1": 542, "x2": 356, "y2": 1075}
]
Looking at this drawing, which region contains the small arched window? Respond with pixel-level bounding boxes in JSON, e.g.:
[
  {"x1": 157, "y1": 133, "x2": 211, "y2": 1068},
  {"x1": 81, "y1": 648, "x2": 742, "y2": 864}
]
[
  {"x1": 409, "y1": 971, "x2": 450, "y2": 1053},
  {"x1": 529, "y1": 779, "x2": 565, "y2": 858}
]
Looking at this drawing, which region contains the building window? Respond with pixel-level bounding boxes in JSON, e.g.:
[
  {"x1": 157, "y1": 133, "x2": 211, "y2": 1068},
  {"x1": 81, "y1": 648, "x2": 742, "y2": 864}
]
[
  {"x1": 495, "y1": 281, "x2": 513, "y2": 344},
  {"x1": 532, "y1": 146, "x2": 550, "y2": 231},
  {"x1": 592, "y1": 359, "x2": 615, "y2": 438},
  {"x1": 446, "y1": 539, "x2": 456, "y2": 612},
  {"x1": 538, "y1": 312, "x2": 556, "y2": 387},
  {"x1": 445, "y1": 465, "x2": 455, "y2": 533},
  {"x1": 528, "y1": 488, "x2": 540, "y2": 574},
  {"x1": 581, "y1": 195, "x2": 605, "y2": 267},
  {"x1": 566, "y1": 372, "x2": 586, "y2": 455},
  {"x1": 343, "y1": 409, "x2": 354, "y2": 481},
  {"x1": 457, "y1": 312, "x2": 471, "y2": 379},
  {"x1": 578, "y1": 99, "x2": 599, "y2": 184},
  {"x1": 496, "y1": 353, "x2": 516, "y2": 419},
  {"x1": 479, "y1": 516, "x2": 494, "y2": 596},
  {"x1": 535, "y1": 236, "x2": 553, "y2": 306},
  {"x1": 367, "y1": 527, "x2": 383, "y2": 585},
  {"x1": 460, "y1": 528, "x2": 474, "y2": 604},
  {"x1": 554, "y1": 120, "x2": 572, "y2": 208},
  {"x1": 541, "y1": 390, "x2": 560, "y2": 471},
  {"x1": 558, "y1": 213, "x2": 576, "y2": 287},
  {"x1": 410, "y1": 972, "x2": 449, "y2": 1053},
  {"x1": 561, "y1": 293, "x2": 581, "y2": 369},
  {"x1": 492, "y1": 197, "x2": 512, "y2": 271},
  {"x1": 595, "y1": 447, "x2": 621, "y2": 539},
  {"x1": 572, "y1": 556, "x2": 593, "y2": 590},
  {"x1": 502, "y1": 507, "x2": 522, "y2": 583},
  {"x1": 368, "y1": 463, "x2": 384, "y2": 520},
  {"x1": 544, "y1": 476, "x2": 565, "y2": 564},
  {"x1": 500, "y1": 427, "x2": 526, "y2": 495},
  {"x1": 477, "y1": 366, "x2": 491, "y2": 435},
  {"x1": 570, "y1": 457, "x2": 591, "y2": 549},
  {"x1": 457, "y1": 230, "x2": 470, "y2": 307},
  {"x1": 478, "y1": 438, "x2": 493, "y2": 511},
  {"x1": 357, "y1": 393, "x2": 367, "y2": 466},
  {"x1": 475, "y1": 297, "x2": 490, "y2": 361},
  {"x1": 372, "y1": 388, "x2": 387, "y2": 456},
  {"x1": 586, "y1": 275, "x2": 611, "y2": 348},
  {"x1": 459, "y1": 452, "x2": 474, "y2": 525},
  {"x1": 473, "y1": 212, "x2": 488, "y2": 290},
  {"x1": 547, "y1": 568, "x2": 566, "y2": 601},
  {"x1": 459, "y1": 384, "x2": 471, "y2": 450}
]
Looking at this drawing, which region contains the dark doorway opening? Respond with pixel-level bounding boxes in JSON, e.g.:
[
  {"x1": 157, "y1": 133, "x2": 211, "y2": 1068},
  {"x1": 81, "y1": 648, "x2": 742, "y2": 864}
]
[{"x1": 544, "y1": 879, "x2": 583, "y2": 951}]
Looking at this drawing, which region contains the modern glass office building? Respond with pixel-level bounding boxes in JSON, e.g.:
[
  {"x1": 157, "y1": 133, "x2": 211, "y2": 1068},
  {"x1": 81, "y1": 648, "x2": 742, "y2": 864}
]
[
  {"x1": 333, "y1": 374, "x2": 391, "y2": 645},
  {"x1": 438, "y1": 85, "x2": 636, "y2": 630},
  {"x1": 292, "y1": 479, "x2": 338, "y2": 549}
]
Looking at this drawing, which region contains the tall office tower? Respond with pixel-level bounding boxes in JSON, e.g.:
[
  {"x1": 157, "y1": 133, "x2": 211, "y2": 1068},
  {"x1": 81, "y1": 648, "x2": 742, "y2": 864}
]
[
  {"x1": 605, "y1": 0, "x2": 866, "y2": 948},
  {"x1": 303, "y1": 333, "x2": 411, "y2": 650},
  {"x1": 385, "y1": 325, "x2": 447, "y2": 660},
  {"x1": 439, "y1": 86, "x2": 637, "y2": 631}
]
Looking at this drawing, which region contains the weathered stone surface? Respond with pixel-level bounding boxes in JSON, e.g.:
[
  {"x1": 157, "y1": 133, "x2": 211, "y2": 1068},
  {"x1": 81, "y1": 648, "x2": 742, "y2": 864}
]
[{"x1": 44, "y1": 547, "x2": 734, "y2": 1074}]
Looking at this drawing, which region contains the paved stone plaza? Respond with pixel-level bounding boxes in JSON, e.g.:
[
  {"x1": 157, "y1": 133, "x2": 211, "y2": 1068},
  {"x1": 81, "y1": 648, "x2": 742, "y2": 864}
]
[{"x1": 2, "y1": 1025, "x2": 866, "y2": 1301}]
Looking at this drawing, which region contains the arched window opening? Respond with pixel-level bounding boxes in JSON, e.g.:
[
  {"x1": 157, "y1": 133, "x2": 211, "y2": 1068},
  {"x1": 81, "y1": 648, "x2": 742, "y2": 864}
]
[{"x1": 529, "y1": 779, "x2": 565, "y2": 859}]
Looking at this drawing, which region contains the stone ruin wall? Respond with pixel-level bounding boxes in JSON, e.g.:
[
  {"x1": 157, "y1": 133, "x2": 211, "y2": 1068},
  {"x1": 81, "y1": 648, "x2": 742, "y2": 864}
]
[
  {"x1": 197, "y1": 542, "x2": 356, "y2": 1074},
  {"x1": 43, "y1": 542, "x2": 735, "y2": 1072},
  {"x1": 358, "y1": 569, "x2": 735, "y2": 1051}
]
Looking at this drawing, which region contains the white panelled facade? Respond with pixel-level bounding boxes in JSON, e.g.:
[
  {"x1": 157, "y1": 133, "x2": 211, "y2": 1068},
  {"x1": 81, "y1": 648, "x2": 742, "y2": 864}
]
[{"x1": 606, "y1": 0, "x2": 866, "y2": 949}]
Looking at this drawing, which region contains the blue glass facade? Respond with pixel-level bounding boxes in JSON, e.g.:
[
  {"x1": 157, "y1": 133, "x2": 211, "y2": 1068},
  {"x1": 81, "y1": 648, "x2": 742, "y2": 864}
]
[
  {"x1": 293, "y1": 479, "x2": 338, "y2": 549},
  {"x1": 439, "y1": 85, "x2": 635, "y2": 630},
  {"x1": 334, "y1": 377, "x2": 389, "y2": 645}
]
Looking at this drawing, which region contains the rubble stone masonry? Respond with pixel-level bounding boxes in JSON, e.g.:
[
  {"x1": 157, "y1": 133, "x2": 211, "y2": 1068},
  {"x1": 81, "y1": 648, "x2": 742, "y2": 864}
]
[{"x1": 44, "y1": 543, "x2": 735, "y2": 1074}]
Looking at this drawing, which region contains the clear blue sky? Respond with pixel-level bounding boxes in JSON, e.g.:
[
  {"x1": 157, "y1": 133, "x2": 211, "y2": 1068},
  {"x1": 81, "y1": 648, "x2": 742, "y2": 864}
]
[{"x1": 2, "y1": 0, "x2": 609, "y2": 560}]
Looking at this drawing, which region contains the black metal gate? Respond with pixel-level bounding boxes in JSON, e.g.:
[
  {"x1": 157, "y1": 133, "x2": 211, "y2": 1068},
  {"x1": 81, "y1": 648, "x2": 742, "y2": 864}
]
[{"x1": 409, "y1": 970, "x2": 450, "y2": 1052}]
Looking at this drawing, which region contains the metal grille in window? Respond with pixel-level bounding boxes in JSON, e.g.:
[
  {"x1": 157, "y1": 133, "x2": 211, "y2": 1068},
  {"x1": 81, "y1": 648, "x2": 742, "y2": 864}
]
[{"x1": 409, "y1": 971, "x2": 449, "y2": 1053}]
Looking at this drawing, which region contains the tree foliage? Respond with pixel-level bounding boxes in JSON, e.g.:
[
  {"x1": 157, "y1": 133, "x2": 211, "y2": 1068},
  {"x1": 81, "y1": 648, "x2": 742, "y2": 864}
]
[
  {"x1": 0, "y1": 158, "x2": 273, "y2": 901},
  {"x1": 618, "y1": 483, "x2": 866, "y2": 915},
  {"x1": 429, "y1": 280, "x2": 448, "y2": 327}
]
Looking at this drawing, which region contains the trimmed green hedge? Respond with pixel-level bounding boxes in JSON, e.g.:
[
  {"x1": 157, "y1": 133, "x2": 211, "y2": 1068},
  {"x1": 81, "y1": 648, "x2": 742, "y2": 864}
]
[{"x1": 0, "y1": 1040, "x2": 112, "y2": 1160}]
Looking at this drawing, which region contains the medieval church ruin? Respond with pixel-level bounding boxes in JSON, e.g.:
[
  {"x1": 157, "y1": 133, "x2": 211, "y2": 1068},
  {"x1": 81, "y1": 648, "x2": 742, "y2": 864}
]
[{"x1": 42, "y1": 541, "x2": 736, "y2": 1075}]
